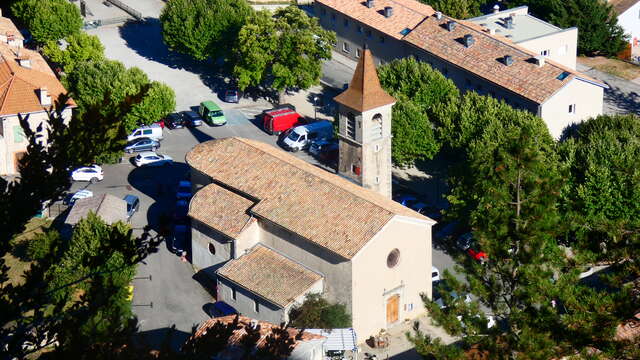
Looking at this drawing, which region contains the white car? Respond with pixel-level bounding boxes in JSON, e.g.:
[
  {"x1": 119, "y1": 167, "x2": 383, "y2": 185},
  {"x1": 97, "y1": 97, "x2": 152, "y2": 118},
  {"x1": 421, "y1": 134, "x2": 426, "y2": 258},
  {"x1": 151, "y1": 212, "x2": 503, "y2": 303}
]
[
  {"x1": 134, "y1": 152, "x2": 173, "y2": 167},
  {"x1": 69, "y1": 190, "x2": 93, "y2": 204},
  {"x1": 70, "y1": 165, "x2": 103, "y2": 183},
  {"x1": 431, "y1": 266, "x2": 441, "y2": 282}
]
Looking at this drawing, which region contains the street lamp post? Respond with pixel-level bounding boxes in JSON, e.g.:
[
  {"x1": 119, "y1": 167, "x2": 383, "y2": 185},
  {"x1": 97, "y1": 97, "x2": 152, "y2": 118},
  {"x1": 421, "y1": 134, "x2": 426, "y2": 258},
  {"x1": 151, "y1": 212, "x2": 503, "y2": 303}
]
[{"x1": 313, "y1": 96, "x2": 319, "y2": 121}]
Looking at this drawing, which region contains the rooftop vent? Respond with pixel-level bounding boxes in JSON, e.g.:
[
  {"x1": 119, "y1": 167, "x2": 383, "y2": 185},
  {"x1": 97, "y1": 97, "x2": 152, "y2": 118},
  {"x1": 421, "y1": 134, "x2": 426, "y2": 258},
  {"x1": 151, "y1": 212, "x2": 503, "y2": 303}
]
[
  {"x1": 446, "y1": 20, "x2": 457, "y2": 32},
  {"x1": 493, "y1": 4, "x2": 500, "y2": 13},
  {"x1": 384, "y1": 6, "x2": 393, "y2": 18},
  {"x1": 366, "y1": 0, "x2": 375, "y2": 8},
  {"x1": 504, "y1": 17, "x2": 513, "y2": 29},
  {"x1": 18, "y1": 54, "x2": 30, "y2": 69},
  {"x1": 435, "y1": 11, "x2": 442, "y2": 20},
  {"x1": 250, "y1": 319, "x2": 259, "y2": 329},
  {"x1": 503, "y1": 55, "x2": 514, "y2": 66},
  {"x1": 463, "y1": 34, "x2": 475, "y2": 48},
  {"x1": 39, "y1": 87, "x2": 51, "y2": 106},
  {"x1": 533, "y1": 55, "x2": 545, "y2": 67},
  {"x1": 489, "y1": 28, "x2": 496, "y2": 35}
]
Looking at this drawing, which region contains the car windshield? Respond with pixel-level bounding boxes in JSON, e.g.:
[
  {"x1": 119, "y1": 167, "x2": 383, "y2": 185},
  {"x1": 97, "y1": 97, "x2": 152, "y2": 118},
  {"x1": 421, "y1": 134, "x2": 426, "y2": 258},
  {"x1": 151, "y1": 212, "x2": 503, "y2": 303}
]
[
  {"x1": 288, "y1": 131, "x2": 302, "y2": 141},
  {"x1": 210, "y1": 110, "x2": 223, "y2": 117}
]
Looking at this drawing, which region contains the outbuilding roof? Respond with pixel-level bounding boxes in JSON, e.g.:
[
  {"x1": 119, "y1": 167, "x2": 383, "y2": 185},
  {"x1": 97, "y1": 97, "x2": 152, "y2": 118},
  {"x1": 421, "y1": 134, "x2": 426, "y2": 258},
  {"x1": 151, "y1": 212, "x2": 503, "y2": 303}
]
[
  {"x1": 65, "y1": 194, "x2": 127, "y2": 226},
  {"x1": 186, "y1": 137, "x2": 432, "y2": 260},
  {"x1": 317, "y1": 0, "x2": 434, "y2": 40},
  {"x1": 403, "y1": 14, "x2": 606, "y2": 104},
  {"x1": 216, "y1": 244, "x2": 323, "y2": 308}
]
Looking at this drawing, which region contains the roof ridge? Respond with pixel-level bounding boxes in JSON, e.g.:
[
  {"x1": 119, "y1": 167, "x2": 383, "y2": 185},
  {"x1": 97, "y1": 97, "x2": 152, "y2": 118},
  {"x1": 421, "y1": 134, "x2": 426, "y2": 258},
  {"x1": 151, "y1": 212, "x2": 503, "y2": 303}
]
[
  {"x1": 235, "y1": 137, "x2": 400, "y2": 218},
  {"x1": 387, "y1": 0, "x2": 431, "y2": 16},
  {"x1": 0, "y1": 76, "x2": 15, "y2": 115}
]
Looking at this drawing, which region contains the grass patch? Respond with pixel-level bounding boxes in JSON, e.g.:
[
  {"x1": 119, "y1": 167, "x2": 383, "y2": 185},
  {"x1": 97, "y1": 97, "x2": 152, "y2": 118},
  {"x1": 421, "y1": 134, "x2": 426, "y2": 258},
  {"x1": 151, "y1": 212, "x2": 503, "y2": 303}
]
[
  {"x1": 579, "y1": 56, "x2": 640, "y2": 80},
  {"x1": 3, "y1": 218, "x2": 52, "y2": 287}
]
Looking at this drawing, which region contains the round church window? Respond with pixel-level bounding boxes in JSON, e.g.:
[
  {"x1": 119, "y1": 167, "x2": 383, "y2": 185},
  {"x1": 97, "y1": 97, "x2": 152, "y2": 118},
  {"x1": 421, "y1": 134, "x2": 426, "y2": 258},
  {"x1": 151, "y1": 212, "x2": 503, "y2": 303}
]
[
  {"x1": 387, "y1": 249, "x2": 400, "y2": 268},
  {"x1": 208, "y1": 243, "x2": 216, "y2": 255}
]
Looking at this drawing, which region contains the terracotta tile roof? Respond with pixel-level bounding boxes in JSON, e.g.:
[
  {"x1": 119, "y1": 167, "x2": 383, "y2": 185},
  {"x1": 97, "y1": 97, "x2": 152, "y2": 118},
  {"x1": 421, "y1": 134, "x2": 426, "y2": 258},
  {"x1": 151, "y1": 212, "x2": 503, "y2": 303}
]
[
  {"x1": 403, "y1": 14, "x2": 606, "y2": 104},
  {"x1": 216, "y1": 245, "x2": 323, "y2": 307},
  {"x1": 186, "y1": 138, "x2": 432, "y2": 259},
  {"x1": 65, "y1": 194, "x2": 127, "y2": 225},
  {"x1": 0, "y1": 21, "x2": 75, "y2": 115},
  {"x1": 334, "y1": 47, "x2": 396, "y2": 112},
  {"x1": 615, "y1": 311, "x2": 640, "y2": 341},
  {"x1": 193, "y1": 315, "x2": 324, "y2": 349},
  {"x1": 317, "y1": 0, "x2": 434, "y2": 40},
  {"x1": 188, "y1": 183, "x2": 256, "y2": 239},
  {"x1": 609, "y1": 0, "x2": 639, "y2": 14},
  {"x1": 0, "y1": 17, "x2": 23, "y2": 40}
]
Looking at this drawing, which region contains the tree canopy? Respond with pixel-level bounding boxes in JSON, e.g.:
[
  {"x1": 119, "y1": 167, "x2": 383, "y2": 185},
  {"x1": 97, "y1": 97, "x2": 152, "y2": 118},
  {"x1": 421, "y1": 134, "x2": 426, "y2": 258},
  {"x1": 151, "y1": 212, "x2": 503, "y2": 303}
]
[
  {"x1": 508, "y1": 0, "x2": 628, "y2": 56},
  {"x1": 418, "y1": 0, "x2": 484, "y2": 19},
  {"x1": 160, "y1": 0, "x2": 253, "y2": 61},
  {"x1": 289, "y1": 293, "x2": 351, "y2": 329},
  {"x1": 232, "y1": 6, "x2": 336, "y2": 102},
  {"x1": 42, "y1": 32, "x2": 105, "y2": 74},
  {"x1": 377, "y1": 57, "x2": 459, "y2": 166},
  {"x1": 11, "y1": 0, "x2": 82, "y2": 44}
]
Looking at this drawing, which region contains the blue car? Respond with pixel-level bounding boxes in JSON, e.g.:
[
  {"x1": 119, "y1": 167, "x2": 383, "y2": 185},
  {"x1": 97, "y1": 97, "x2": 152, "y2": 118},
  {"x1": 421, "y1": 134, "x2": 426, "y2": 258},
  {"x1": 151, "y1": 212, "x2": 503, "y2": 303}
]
[
  {"x1": 176, "y1": 180, "x2": 192, "y2": 200},
  {"x1": 172, "y1": 224, "x2": 188, "y2": 254}
]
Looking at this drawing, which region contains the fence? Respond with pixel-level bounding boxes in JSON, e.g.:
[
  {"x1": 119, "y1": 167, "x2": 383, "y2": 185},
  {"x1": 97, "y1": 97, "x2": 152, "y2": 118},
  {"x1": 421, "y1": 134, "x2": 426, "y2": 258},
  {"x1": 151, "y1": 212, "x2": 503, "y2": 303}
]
[
  {"x1": 46, "y1": 203, "x2": 69, "y2": 220},
  {"x1": 105, "y1": 0, "x2": 143, "y2": 20}
]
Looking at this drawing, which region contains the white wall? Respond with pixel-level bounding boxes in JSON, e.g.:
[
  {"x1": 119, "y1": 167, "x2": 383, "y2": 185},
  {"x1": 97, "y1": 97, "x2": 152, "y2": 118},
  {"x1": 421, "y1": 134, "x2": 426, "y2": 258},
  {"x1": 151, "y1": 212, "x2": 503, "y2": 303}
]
[
  {"x1": 618, "y1": 2, "x2": 640, "y2": 55},
  {"x1": 518, "y1": 28, "x2": 578, "y2": 70},
  {"x1": 539, "y1": 78, "x2": 604, "y2": 139}
]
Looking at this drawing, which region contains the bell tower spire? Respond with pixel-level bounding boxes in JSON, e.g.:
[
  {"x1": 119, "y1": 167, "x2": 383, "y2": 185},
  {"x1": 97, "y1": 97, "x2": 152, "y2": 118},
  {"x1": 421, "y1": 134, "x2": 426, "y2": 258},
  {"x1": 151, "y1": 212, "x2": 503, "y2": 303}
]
[{"x1": 333, "y1": 48, "x2": 395, "y2": 198}]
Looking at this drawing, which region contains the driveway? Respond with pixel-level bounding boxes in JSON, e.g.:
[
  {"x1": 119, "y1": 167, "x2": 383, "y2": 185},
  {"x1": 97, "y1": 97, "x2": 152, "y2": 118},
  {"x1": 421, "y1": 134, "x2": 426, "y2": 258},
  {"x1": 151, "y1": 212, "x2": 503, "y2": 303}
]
[{"x1": 577, "y1": 63, "x2": 640, "y2": 115}]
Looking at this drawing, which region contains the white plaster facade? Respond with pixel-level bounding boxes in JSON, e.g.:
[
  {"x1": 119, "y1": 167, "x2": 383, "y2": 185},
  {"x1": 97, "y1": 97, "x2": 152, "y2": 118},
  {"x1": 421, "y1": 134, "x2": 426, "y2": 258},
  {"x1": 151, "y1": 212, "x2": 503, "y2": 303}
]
[{"x1": 614, "y1": 0, "x2": 640, "y2": 56}]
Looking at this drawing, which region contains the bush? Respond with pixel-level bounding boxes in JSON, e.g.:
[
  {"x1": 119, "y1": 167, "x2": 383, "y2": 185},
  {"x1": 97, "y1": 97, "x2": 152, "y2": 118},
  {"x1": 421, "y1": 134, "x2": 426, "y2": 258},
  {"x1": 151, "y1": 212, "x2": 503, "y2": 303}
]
[
  {"x1": 27, "y1": 229, "x2": 61, "y2": 261},
  {"x1": 289, "y1": 293, "x2": 351, "y2": 329}
]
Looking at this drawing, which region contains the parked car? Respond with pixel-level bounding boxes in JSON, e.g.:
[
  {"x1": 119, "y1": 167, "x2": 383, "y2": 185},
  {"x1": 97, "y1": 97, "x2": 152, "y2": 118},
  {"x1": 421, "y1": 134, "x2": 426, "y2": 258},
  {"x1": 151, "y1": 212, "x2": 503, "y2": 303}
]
[
  {"x1": 262, "y1": 106, "x2": 304, "y2": 135},
  {"x1": 163, "y1": 113, "x2": 186, "y2": 129},
  {"x1": 68, "y1": 190, "x2": 94, "y2": 205},
  {"x1": 456, "y1": 233, "x2": 488, "y2": 263},
  {"x1": 127, "y1": 124, "x2": 163, "y2": 142},
  {"x1": 176, "y1": 180, "x2": 192, "y2": 199},
  {"x1": 71, "y1": 165, "x2": 103, "y2": 183},
  {"x1": 124, "y1": 138, "x2": 160, "y2": 154},
  {"x1": 199, "y1": 100, "x2": 226, "y2": 126},
  {"x1": 134, "y1": 152, "x2": 173, "y2": 167},
  {"x1": 309, "y1": 138, "x2": 339, "y2": 164},
  {"x1": 172, "y1": 224, "x2": 188, "y2": 254},
  {"x1": 174, "y1": 199, "x2": 189, "y2": 222},
  {"x1": 183, "y1": 111, "x2": 204, "y2": 127},
  {"x1": 432, "y1": 280, "x2": 472, "y2": 309},
  {"x1": 432, "y1": 266, "x2": 441, "y2": 282},
  {"x1": 282, "y1": 121, "x2": 333, "y2": 152},
  {"x1": 123, "y1": 194, "x2": 140, "y2": 221},
  {"x1": 393, "y1": 194, "x2": 442, "y2": 220},
  {"x1": 153, "y1": 119, "x2": 165, "y2": 129},
  {"x1": 223, "y1": 89, "x2": 240, "y2": 103}
]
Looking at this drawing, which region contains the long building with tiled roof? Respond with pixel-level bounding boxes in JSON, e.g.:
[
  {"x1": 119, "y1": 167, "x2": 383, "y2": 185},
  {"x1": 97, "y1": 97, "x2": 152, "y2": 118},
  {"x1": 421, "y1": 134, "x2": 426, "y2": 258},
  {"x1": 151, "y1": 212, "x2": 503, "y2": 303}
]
[
  {"x1": 315, "y1": 0, "x2": 607, "y2": 139},
  {"x1": 0, "y1": 13, "x2": 74, "y2": 175}
]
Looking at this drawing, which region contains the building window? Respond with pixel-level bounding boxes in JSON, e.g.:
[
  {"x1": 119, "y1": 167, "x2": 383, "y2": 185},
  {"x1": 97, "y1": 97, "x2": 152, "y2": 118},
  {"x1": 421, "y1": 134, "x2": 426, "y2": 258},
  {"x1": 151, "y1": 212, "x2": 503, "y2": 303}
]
[
  {"x1": 254, "y1": 299, "x2": 260, "y2": 313},
  {"x1": 541, "y1": 49, "x2": 550, "y2": 56},
  {"x1": 569, "y1": 104, "x2": 576, "y2": 114},
  {"x1": 371, "y1": 113, "x2": 383, "y2": 140},
  {"x1": 379, "y1": 36, "x2": 385, "y2": 43},
  {"x1": 342, "y1": 42, "x2": 350, "y2": 53},
  {"x1": 557, "y1": 44, "x2": 568, "y2": 56},
  {"x1": 366, "y1": 30, "x2": 372, "y2": 39},
  {"x1": 346, "y1": 113, "x2": 356, "y2": 139},
  {"x1": 356, "y1": 48, "x2": 361, "y2": 58},
  {"x1": 357, "y1": 25, "x2": 363, "y2": 33},
  {"x1": 13, "y1": 126, "x2": 24, "y2": 143},
  {"x1": 231, "y1": 287, "x2": 237, "y2": 300},
  {"x1": 375, "y1": 176, "x2": 380, "y2": 184},
  {"x1": 374, "y1": 144, "x2": 381, "y2": 152},
  {"x1": 331, "y1": 13, "x2": 336, "y2": 21},
  {"x1": 387, "y1": 249, "x2": 400, "y2": 268},
  {"x1": 343, "y1": 18, "x2": 349, "y2": 27},
  {"x1": 208, "y1": 243, "x2": 216, "y2": 255}
]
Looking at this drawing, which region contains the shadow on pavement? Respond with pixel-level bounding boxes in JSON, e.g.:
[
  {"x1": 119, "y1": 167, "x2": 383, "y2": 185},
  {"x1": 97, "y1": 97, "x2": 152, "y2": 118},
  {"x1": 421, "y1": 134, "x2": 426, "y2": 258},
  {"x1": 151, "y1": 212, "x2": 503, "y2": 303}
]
[
  {"x1": 186, "y1": 124, "x2": 216, "y2": 144},
  {"x1": 604, "y1": 84, "x2": 640, "y2": 114},
  {"x1": 305, "y1": 85, "x2": 339, "y2": 118},
  {"x1": 135, "y1": 325, "x2": 193, "y2": 353}
]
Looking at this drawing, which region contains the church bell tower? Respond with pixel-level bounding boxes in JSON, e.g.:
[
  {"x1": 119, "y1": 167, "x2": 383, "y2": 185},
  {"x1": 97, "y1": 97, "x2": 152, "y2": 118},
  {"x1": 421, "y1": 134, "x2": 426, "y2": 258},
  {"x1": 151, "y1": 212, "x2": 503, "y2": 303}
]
[{"x1": 333, "y1": 47, "x2": 396, "y2": 198}]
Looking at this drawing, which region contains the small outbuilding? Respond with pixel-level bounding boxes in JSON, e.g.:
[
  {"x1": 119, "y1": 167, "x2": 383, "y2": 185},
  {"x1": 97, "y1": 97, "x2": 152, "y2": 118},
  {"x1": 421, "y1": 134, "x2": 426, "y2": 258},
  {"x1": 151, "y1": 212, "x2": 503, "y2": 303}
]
[{"x1": 65, "y1": 193, "x2": 127, "y2": 226}]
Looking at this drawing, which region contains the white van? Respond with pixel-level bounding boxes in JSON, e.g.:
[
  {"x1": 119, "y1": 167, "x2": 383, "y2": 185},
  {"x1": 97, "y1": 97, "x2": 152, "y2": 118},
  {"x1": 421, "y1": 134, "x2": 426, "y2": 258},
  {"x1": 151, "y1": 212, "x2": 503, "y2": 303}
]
[
  {"x1": 283, "y1": 120, "x2": 333, "y2": 152},
  {"x1": 127, "y1": 124, "x2": 163, "y2": 142}
]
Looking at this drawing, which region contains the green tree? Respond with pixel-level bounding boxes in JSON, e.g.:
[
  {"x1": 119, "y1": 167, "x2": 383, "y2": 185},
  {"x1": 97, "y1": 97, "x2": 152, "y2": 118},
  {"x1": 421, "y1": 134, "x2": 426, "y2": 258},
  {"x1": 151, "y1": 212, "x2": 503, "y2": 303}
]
[
  {"x1": 289, "y1": 293, "x2": 351, "y2": 329},
  {"x1": 125, "y1": 81, "x2": 176, "y2": 132},
  {"x1": 419, "y1": 0, "x2": 484, "y2": 19},
  {"x1": 508, "y1": 0, "x2": 627, "y2": 56},
  {"x1": 160, "y1": 0, "x2": 253, "y2": 61},
  {"x1": 42, "y1": 32, "x2": 105, "y2": 74},
  {"x1": 377, "y1": 57, "x2": 459, "y2": 166},
  {"x1": 406, "y1": 321, "x2": 464, "y2": 360},
  {"x1": 233, "y1": 6, "x2": 336, "y2": 102},
  {"x1": 11, "y1": 0, "x2": 82, "y2": 44}
]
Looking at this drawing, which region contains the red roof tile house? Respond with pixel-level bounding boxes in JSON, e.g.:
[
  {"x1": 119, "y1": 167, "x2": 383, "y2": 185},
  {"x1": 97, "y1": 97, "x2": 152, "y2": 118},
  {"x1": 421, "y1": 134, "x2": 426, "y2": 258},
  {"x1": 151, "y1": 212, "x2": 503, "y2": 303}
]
[
  {"x1": 315, "y1": 0, "x2": 608, "y2": 139},
  {"x1": 0, "y1": 14, "x2": 75, "y2": 175}
]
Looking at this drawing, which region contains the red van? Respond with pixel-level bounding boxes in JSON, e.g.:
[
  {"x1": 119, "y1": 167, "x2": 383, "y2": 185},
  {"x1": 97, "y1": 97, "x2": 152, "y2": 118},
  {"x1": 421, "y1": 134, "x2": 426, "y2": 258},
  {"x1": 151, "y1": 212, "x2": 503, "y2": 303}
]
[{"x1": 263, "y1": 106, "x2": 304, "y2": 135}]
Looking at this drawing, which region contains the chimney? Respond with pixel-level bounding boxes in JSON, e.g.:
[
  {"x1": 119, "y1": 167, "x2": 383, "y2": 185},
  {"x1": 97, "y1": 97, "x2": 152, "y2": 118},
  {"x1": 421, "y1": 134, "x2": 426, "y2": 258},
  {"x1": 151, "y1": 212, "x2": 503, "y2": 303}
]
[
  {"x1": 250, "y1": 319, "x2": 259, "y2": 330},
  {"x1": 435, "y1": 11, "x2": 442, "y2": 20},
  {"x1": 39, "y1": 87, "x2": 51, "y2": 106},
  {"x1": 366, "y1": 0, "x2": 375, "y2": 8},
  {"x1": 18, "y1": 56, "x2": 31, "y2": 69},
  {"x1": 446, "y1": 20, "x2": 457, "y2": 32},
  {"x1": 504, "y1": 17, "x2": 513, "y2": 29},
  {"x1": 384, "y1": 6, "x2": 393, "y2": 18},
  {"x1": 503, "y1": 55, "x2": 514, "y2": 66},
  {"x1": 463, "y1": 34, "x2": 475, "y2": 48},
  {"x1": 489, "y1": 28, "x2": 496, "y2": 35},
  {"x1": 493, "y1": 4, "x2": 500, "y2": 13},
  {"x1": 534, "y1": 55, "x2": 545, "y2": 67}
]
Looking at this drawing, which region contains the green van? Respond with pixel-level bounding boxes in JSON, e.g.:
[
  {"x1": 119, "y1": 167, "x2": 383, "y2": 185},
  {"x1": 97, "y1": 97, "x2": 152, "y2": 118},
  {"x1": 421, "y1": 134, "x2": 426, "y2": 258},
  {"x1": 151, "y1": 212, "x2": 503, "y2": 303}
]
[{"x1": 199, "y1": 101, "x2": 226, "y2": 126}]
